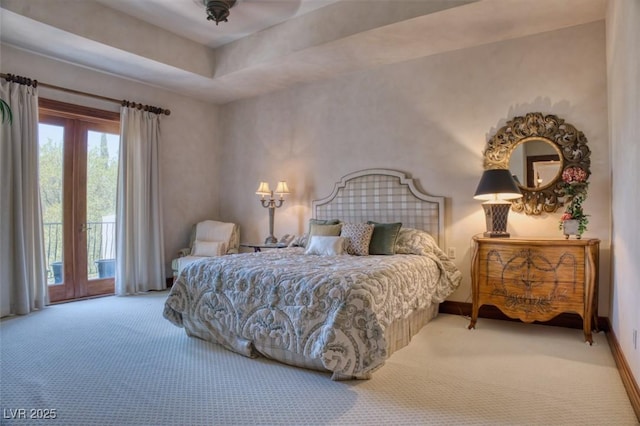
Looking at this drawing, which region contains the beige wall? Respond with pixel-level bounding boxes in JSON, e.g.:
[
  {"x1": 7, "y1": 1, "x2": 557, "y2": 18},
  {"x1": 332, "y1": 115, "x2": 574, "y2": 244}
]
[
  {"x1": 607, "y1": 0, "x2": 640, "y2": 384},
  {"x1": 0, "y1": 45, "x2": 221, "y2": 277},
  {"x1": 219, "y1": 22, "x2": 611, "y2": 313}
]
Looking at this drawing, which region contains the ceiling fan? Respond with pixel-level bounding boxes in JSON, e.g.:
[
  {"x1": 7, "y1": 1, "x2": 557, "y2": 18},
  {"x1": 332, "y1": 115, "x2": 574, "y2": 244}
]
[{"x1": 202, "y1": 0, "x2": 237, "y2": 25}]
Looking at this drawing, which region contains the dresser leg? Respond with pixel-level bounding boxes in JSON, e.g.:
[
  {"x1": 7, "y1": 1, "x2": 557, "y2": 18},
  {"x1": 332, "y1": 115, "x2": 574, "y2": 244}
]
[
  {"x1": 584, "y1": 321, "x2": 594, "y2": 345},
  {"x1": 468, "y1": 306, "x2": 479, "y2": 329},
  {"x1": 469, "y1": 241, "x2": 479, "y2": 330}
]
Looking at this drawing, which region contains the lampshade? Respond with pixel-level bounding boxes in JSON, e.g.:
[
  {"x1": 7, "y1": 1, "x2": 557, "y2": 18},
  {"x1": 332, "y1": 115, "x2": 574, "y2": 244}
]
[
  {"x1": 255, "y1": 182, "x2": 271, "y2": 196},
  {"x1": 473, "y1": 169, "x2": 523, "y2": 201},
  {"x1": 275, "y1": 181, "x2": 290, "y2": 195}
]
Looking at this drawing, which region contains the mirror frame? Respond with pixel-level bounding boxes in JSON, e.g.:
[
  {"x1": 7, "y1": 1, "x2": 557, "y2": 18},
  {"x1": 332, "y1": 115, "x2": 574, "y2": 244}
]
[{"x1": 483, "y1": 112, "x2": 591, "y2": 215}]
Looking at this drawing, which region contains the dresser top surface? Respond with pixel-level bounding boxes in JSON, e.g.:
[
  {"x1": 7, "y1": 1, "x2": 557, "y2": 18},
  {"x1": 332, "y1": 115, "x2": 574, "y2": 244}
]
[{"x1": 473, "y1": 236, "x2": 600, "y2": 246}]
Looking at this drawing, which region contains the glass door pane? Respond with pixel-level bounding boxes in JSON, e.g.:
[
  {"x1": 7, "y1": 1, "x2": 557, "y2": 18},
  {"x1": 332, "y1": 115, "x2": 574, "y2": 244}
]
[
  {"x1": 40, "y1": 99, "x2": 120, "y2": 301},
  {"x1": 85, "y1": 130, "x2": 119, "y2": 281},
  {"x1": 39, "y1": 123, "x2": 65, "y2": 286}
]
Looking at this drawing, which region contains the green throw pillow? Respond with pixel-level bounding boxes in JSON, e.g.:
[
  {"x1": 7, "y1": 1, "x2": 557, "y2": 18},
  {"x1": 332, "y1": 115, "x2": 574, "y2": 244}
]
[{"x1": 367, "y1": 221, "x2": 402, "y2": 255}]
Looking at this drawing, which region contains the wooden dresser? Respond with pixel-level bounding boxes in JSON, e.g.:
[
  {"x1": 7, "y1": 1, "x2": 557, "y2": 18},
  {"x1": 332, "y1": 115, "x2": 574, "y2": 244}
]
[{"x1": 468, "y1": 236, "x2": 600, "y2": 343}]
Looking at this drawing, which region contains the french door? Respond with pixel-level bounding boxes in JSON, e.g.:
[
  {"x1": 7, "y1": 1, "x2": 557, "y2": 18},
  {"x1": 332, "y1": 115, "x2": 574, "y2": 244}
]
[{"x1": 39, "y1": 99, "x2": 120, "y2": 302}]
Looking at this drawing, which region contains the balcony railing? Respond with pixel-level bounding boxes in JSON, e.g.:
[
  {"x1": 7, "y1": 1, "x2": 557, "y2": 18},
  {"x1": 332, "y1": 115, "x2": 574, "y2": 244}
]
[{"x1": 43, "y1": 221, "x2": 116, "y2": 284}]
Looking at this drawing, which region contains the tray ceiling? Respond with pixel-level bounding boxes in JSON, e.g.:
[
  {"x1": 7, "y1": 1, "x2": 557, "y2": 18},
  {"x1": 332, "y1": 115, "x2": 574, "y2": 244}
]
[{"x1": 0, "y1": 0, "x2": 606, "y2": 104}]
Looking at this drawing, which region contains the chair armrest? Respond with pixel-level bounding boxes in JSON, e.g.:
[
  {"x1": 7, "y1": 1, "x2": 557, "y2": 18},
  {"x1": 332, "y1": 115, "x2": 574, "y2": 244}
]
[{"x1": 226, "y1": 224, "x2": 240, "y2": 254}]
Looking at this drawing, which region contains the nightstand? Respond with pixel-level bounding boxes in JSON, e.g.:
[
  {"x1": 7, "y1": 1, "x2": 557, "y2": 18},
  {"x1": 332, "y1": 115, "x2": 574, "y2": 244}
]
[
  {"x1": 468, "y1": 236, "x2": 600, "y2": 344},
  {"x1": 240, "y1": 242, "x2": 288, "y2": 252}
]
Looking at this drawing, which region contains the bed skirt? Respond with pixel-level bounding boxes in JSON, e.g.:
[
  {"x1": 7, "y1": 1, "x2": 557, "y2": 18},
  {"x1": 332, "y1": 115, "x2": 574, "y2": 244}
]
[{"x1": 253, "y1": 302, "x2": 440, "y2": 380}]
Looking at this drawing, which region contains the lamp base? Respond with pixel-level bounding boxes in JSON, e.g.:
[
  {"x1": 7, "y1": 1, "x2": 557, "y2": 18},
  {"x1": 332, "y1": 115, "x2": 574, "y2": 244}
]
[
  {"x1": 482, "y1": 201, "x2": 512, "y2": 238},
  {"x1": 483, "y1": 231, "x2": 510, "y2": 238}
]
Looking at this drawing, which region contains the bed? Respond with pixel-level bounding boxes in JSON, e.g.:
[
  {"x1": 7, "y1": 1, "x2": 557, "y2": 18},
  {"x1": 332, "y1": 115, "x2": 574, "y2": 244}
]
[{"x1": 164, "y1": 169, "x2": 461, "y2": 380}]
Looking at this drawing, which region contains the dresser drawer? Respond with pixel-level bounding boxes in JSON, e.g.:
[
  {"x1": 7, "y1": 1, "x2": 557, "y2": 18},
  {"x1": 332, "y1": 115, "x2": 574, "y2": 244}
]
[
  {"x1": 478, "y1": 244, "x2": 584, "y2": 274},
  {"x1": 476, "y1": 276, "x2": 585, "y2": 322}
]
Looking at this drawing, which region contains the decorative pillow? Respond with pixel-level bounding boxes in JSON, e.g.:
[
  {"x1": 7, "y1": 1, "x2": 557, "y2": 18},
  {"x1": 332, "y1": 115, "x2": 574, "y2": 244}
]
[
  {"x1": 309, "y1": 223, "x2": 342, "y2": 237},
  {"x1": 340, "y1": 223, "x2": 374, "y2": 256},
  {"x1": 394, "y1": 228, "x2": 438, "y2": 256},
  {"x1": 308, "y1": 218, "x2": 340, "y2": 228},
  {"x1": 192, "y1": 240, "x2": 226, "y2": 257},
  {"x1": 304, "y1": 236, "x2": 346, "y2": 255},
  {"x1": 282, "y1": 219, "x2": 340, "y2": 248},
  {"x1": 308, "y1": 218, "x2": 340, "y2": 235},
  {"x1": 367, "y1": 221, "x2": 402, "y2": 255}
]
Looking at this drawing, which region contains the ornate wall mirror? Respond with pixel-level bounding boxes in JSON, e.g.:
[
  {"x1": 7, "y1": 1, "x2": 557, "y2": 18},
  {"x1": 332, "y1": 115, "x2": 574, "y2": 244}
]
[{"x1": 483, "y1": 112, "x2": 591, "y2": 215}]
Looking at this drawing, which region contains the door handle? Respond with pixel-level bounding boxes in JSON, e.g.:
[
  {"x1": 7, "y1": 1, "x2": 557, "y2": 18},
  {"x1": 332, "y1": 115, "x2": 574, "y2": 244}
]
[{"x1": 80, "y1": 223, "x2": 92, "y2": 232}]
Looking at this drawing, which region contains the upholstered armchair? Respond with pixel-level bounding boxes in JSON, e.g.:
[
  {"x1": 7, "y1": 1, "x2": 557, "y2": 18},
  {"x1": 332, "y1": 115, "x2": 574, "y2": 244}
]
[{"x1": 171, "y1": 220, "x2": 240, "y2": 280}]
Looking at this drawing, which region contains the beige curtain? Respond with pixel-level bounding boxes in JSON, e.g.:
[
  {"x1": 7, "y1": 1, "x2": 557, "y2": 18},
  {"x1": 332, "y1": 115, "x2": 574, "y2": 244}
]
[
  {"x1": 115, "y1": 107, "x2": 165, "y2": 295},
  {"x1": 0, "y1": 80, "x2": 48, "y2": 316}
]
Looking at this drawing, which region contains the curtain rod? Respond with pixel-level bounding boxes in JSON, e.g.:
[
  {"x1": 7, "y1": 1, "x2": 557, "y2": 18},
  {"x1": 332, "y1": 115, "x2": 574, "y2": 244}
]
[{"x1": 1, "y1": 73, "x2": 171, "y2": 116}]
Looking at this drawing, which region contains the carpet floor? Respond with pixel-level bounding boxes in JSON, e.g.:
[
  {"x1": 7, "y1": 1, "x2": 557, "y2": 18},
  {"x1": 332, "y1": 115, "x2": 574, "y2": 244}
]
[{"x1": 0, "y1": 291, "x2": 637, "y2": 425}]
